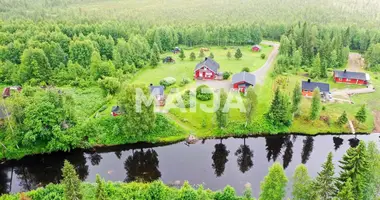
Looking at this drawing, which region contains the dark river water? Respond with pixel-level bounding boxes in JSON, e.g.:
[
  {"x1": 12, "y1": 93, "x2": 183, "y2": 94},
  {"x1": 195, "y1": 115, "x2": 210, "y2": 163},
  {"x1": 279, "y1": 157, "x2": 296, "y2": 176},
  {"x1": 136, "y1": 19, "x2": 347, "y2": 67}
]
[{"x1": 0, "y1": 133, "x2": 379, "y2": 198}]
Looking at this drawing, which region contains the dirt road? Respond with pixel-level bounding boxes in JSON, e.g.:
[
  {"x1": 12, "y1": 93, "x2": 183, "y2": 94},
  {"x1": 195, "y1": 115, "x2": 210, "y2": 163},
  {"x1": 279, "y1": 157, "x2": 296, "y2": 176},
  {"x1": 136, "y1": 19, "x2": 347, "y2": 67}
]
[
  {"x1": 252, "y1": 41, "x2": 280, "y2": 84},
  {"x1": 347, "y1": 53, "x2": 365, "y2": 72}
]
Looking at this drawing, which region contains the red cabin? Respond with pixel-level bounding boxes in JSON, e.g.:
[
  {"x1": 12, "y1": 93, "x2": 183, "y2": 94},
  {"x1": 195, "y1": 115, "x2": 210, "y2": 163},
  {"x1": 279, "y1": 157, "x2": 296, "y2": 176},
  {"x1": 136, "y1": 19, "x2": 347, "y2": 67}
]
[
  {"x1": 194, "y1": 57, "x2": 220, "y2": 80},
  {"x1": 301, "y1": 80, "x2": 330, "y2": 97},
  {"x1": 231, "y1": 72, "x2": 256, "y2": 93},
  {"x1": 251, "y1": 45, "x2": 262, "y2": 52},
  {"x1": 333, "y1": 70, "x2": 370, "y2": 85}
]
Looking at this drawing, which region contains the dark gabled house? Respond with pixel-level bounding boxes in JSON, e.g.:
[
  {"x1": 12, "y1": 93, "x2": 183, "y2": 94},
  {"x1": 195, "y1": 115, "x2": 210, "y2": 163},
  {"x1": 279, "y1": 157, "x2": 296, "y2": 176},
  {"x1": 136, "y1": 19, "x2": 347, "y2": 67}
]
[
  {"x1": 301, "y1": 79, "x2": 330, "y2": 97},
  {"x1": 333, "y1": 69, "x2": 370, "y2": 85},
  {"x1": 231, "y1": 72, "x2": 256, "y2": 93},
  {"x1": 150, "y1": 85, "x2": 165, "y2": 106},
  {"x1": 194, "y1": 57, "x2": 220, "y2": 80},
  {"x1": 111, "y1": 106, "x2": 121, "y2": 116}
]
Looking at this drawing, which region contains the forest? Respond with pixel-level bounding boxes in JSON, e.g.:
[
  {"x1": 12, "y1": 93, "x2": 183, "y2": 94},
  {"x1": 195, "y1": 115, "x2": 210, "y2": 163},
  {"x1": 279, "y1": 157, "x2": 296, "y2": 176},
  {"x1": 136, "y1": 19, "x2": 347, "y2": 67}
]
[{"x1": 1, "y1": 140, "x2": 379, "y2": 200}]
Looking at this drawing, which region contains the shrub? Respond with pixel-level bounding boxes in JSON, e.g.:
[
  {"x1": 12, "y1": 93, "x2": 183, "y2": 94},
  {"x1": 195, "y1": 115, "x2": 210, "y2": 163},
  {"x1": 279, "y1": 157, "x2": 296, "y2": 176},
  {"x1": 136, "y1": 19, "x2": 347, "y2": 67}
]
[
  {"x1": 177, "y1": 90, "x2": 195, "y2": 108},
  {"x1": 223, "y1": 72, "x2": 231, "y2": 80},
  {"x1": 242, "y1": 67, "x2": 250, "y2": 72},
  {"x1": 179, "y1": 78, "x2": 191, "y2": 86},
  {"x1": 98, "y1": 76, "x2": 120, "y2": 95},
  {"x1": 261, "y1": 53, "x2": 266, "y2": 59},
  {"x1": 159, "y1": 77, "x2": 176, "y2": 87},
  {"x1": 196, "y1": 85, "x2": 213, "y2": 101}
]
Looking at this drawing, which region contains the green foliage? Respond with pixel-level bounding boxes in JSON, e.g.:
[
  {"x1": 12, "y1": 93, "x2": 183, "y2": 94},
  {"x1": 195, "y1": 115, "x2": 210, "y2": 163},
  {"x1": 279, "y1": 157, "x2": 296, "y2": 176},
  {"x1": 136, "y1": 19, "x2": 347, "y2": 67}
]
[
  {"x1": 189, "y1": 52, "x2": 196, "y2": 61},
  {"x1": 196, "y1": 84, "x2": 213, "y2": 101},
  {"x1": 314, "y1": 152, "x2": 336, "y2": 200},
  {"x1": 291, "y1": 84, "x2": 302, "y2": 116},
  {"x1": 95, "y1": 175, "x2": 107, "y2": 200},
  {"x1": 310, "y1": 88, "x2": 321, "y2": 120},
  {"x1": 198, "y1": 49, "x2": 205, "y2": 58},
  {"x1": 98, "y1": 76, "x2": 120, "y2": 95},
  {"x1": 19, "y1": 47, "x2": 51, "y2": 85},
  {"x1": 336, "y1": 111, "x2": 348, "y2": 126},
  {"x1": 292, "y1": 164, "x2": 312, "y2": 200},
  {"x1": 260, "y1": 53, "x2": 265, "y2": 59},
  {"x1": 69, "y1": 39, "x2": 94, "y2": 68},
  {"x1": 259, "y1": 162, "x2": 287, "y2": 200},
  {"x1": 365, "y1": 43, "x2": 380, "y2": 71},
  {"x1": 90, "y1": 51, "x2": 116, "y2": 80},
  {"x1": 223, "y1": 72, "x2": 231, "y2": 80},
  {"x1": 62, "y1": 160, "x2": 82, "y2": 200},
  {"x1": 242, "y1": 67, "x2": 250, "y2": 72},
  {"x1": 179, "y1": 49, "x2": 186, "y2": 60},
  {"x1": 337, "y1": 141, "x2": 369, "y2": 200},
  {"x1": 235, "y1": 48, "x2": 243, "y2": 60},
  {"x1": 179, "y1": 90, "x2": 196, "y2": 108},
  {"x1": 227, "y1": 51, "x2": 232, "y2": 59},
  {"x1": 215, "y1": 90, "x2": 228, "y2": 128},
  {"x1": 159, "y1": 77, "x2": 176, "y2": 87},
  {"x1": 118, "y1": 84, "x2": 156, "y2": 136},
  {"x1": 364, "y1": 142, "x2": 380, "y2": 200},
  {"x1": 335, "y1": 178, "x2": 354, "y2": 200},
  {"x1": 355, "y1": 105, "x2": 367, "y2": 124},
  {"x1": 244, "y1": 87, "x2": 257, "y2": 126},
  {"x1": 266, "y1": 88, "x2": 292, "y2": 127},
  {"x1": 209, "y1": 52, "x2": 214, "y2": 59}
]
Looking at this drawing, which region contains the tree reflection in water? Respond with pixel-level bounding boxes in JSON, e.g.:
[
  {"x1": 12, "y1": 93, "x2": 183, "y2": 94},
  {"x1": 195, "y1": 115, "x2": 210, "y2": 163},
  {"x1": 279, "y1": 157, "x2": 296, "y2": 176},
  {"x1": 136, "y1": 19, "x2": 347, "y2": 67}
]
[
  {"x1": 301, "y1": 136, "x2": 314, "y2": 164},
  {"x1": 333, "y1": 137, "x2": 344, "y2": 151},
  {"x1": 0, "y1": 166, "x2": 10, "y2": 194},
  {"x1": 235, "y1": 138, "x2": 253, "y2": 173},
  {"x1": 212, "y1": 139, "x2": 229, "y2": 177},
  {"x1": 282, "y1": 136, "x2": 293, "y2": 169},
  {"x1": 124, "y1": 149, "x2": 161, "y2": 182},
  {"x1": 265, "y1": 136, "x2": 286, "y2": 162},
  {"x1": 87, "y1": 152, "x2": 102, "y2": 166},
  {"x1": 348, "y1": 137, "x2": 360, "y2": 148}
]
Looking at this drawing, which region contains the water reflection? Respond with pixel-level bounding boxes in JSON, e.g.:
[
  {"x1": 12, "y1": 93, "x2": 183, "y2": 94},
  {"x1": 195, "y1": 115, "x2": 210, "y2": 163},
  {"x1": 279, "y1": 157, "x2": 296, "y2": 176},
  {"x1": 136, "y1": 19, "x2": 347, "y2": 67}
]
[
  {"x1": 0, "y1": 166, "x2": 9, "y2": 193},
  {"x1": 282, "y1": 136, "x2": 293, "y2": 169},
  {"x1": 87, "y1": 152, "x2": 103, "y2": 166},
  {"x1": 234, "y1": 138, "x2": 254, "y2": 173},
  {"x1": 349, "y1": 137, "x2": 360, "y2": 148},
  {"x1": 114, "y1": 151, "x2": 122, "y2": 159},
  {"x1": 301, "y1": 136, "x2": 314, "y2": 164},
  {"x1": 124, "y1": 149, "x2": 161, "y2": 182},
  {"x1": 333, "y1": 137, "x2": 344, "y2": 151},
  {"x1": 265, "y1": 136, "x2": 285, "y2": 162},
  {"x1": 212, "y1": 139, "x2": 230, "y2": 177}
]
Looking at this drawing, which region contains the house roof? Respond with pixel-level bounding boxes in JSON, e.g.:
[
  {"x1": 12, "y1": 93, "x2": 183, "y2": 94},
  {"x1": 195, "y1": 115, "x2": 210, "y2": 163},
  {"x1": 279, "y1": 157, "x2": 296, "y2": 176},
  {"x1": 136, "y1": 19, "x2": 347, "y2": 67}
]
[
  {"x1": 150, "y1": 86, "x2": 164, "y2": 96},
  {"x1": 111, "y1": 106, "x2": 120, "y2": 112},
  {"x1": 302, "y1": 81, "x2": 330, "y2": 93},
  {"x1": 231, "y1": 72, "x2": 256, "y2": 86},
  {"x1": 333, "y1": 70, "x2": 369, "y2": 80},
  {"x1": 194, "y1": 57, "x2": 220, "y2": 73},
  {"x1": 252, "y1": 45, "x2": 262, "y2": 49}
]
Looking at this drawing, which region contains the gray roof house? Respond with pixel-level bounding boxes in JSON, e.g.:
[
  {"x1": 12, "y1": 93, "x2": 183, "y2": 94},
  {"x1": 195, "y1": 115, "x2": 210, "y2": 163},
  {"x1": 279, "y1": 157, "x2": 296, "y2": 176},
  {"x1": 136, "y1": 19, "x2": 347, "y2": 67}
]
[
  {"x1": 232, "y1": 72, "x2": 256, "y2": 92},
  {"x1": 333, "y1": 70, "x2": 370, "y2": 81},
  {"x1": 194, "y1": 57, "x2": 220, "y2": 73},
  {"x1": 301, "y1": 80, "x2": 330, "y2": 93}
]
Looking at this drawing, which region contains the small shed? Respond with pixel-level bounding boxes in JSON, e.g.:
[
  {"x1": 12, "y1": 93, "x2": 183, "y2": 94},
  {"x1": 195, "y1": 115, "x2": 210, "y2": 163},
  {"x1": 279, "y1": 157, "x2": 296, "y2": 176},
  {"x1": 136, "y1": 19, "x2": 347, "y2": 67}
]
[
  {"x1": 301, "y1": 80, "x2": 330, "y2": 97},
  {"x1": 333, "y1": 69, "x2": 370, "y2": 85},
  {"x1": 2, "y1": 86, "x2": 22, "y2": 98},
  {"x1": 231, "y1": 72, "x2": 256, "y2": 93},
  {"x1": 251, "y1": 45, "x2": 262, "y2": 52},
  {"x1": 111, "y1": 106, "x2": 121, "y2": 116},
  {"x1": 163, "y1": 56, "x2": 175, "y2": 63},
  {"x1": 194, "y1": 57, "x2": 220, "y2": 80},
  {"x1": 150, "y1": 85, "x2": 165, "y2": 106}
]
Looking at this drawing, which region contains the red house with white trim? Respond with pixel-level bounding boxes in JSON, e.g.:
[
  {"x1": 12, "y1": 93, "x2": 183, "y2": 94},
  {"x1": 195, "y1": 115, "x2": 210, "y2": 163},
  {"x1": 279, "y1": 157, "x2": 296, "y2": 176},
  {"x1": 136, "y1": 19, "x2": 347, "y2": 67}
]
[
  {"x1": 231, "y1": 72, "x2": 256, "y2": 93},
  {"x1": 194, "y1": 57, "x2": 220, "y2": 80},
  {"x1": 301, "y1": 80, "x2": 330, "y2": 97},
  {"x1": 333, "y1": 70, "x2": 370, "y2": 85}
]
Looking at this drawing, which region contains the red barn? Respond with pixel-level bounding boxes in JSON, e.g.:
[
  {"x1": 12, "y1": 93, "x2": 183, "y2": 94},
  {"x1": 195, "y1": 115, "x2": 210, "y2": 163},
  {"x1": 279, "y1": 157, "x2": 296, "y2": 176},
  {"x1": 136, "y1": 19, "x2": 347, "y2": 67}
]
[
  {"x1": 194, "y1": 57, "x2": 220, "y2": 80},
  {"x1": 301, "y1": 80, "x2": 330, "y2": 97},
  {"x1": 251, "y1": 45, "x2": 262, "y2": 52},
  {"x1": 333, "y1": 70, "x2": 370, "y2": 85},
  {"x1": 231, "y1": 72, "x2": 256, "y2": 93}
]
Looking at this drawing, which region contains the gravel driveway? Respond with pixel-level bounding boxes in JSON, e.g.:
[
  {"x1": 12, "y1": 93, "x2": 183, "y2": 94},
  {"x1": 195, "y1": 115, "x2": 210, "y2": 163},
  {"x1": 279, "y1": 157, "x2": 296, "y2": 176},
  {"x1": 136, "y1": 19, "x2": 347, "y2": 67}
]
[{"x1": 252, "y1": 41, "x2": 279, "y2": 85}]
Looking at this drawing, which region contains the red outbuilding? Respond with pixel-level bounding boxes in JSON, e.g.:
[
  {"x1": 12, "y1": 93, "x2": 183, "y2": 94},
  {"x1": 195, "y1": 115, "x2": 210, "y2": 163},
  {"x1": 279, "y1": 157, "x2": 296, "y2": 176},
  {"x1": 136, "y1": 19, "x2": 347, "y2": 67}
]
[
  {"x1": 251, "y1": 45, "x2": 262, "y2": 52},
  {"x1": 231, "y1": 72, "x2": 256, "y2": 93},
  {"x1": 194, "y1": 57, "x2": 220, "y2": 80},
  {"x1": 333, "y1": 70, "x2": 370, "y2": 85}
]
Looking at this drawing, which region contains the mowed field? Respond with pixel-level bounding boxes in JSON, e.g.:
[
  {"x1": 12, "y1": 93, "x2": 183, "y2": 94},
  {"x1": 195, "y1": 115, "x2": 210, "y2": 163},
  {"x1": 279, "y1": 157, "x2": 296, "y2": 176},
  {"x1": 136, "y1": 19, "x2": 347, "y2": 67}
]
[{"x1": 132, "y1": 45, "x2": 273, "y2": 87}]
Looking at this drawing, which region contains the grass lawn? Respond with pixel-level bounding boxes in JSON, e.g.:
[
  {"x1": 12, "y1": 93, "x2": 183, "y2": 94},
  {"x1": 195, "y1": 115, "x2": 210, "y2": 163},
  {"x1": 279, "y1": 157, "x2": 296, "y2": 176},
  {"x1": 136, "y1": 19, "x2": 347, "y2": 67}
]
[{"x1": 131, "y1": 44, "x2": 273, "y2": 87}]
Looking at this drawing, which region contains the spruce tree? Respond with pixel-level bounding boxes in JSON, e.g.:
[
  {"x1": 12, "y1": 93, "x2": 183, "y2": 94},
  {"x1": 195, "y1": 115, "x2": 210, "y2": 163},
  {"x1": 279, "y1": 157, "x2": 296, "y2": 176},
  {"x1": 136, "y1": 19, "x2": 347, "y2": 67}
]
[
  {"x1": 310, "y1": 87, "x2": 321, "y2": 120},
  {"x1": 259, "y1": 162, "x2": 288, "y2": 200},
  {"x1": 355, "y1": 105, "x2": 367, "y2": 124},
  {"x1": 62, "y1": 160, "x2": 82, "y2": 200},
  {"x1": 152, "y1": 42, "x2": 160, "y2": 62},
  {"x1": 235, "y1": 48, "x2": 243, "y2": 60},
  {"x1": 179, "y1": 49, "x2": 186, "y2": 60},
  {"x1": 95, "y1": 174, "x2": 107, "y2": 200},
  {"x1": 364, "y1": 142, "x2": 380, "y2": 200},
  {"x1": 320, "y1": 61, "x2": 328, "y2": 78},
  {"x1": 227, "y1": 51, "x2": 232, "y2": 59},
  {"x1": 209, "y1": 52, "x2": 214, "y2": 59},
  {"x1": 314, "y1": 152, "x2": 336, "y2": 199},
  {"x1": 266, "y1": 87, "x2": 292, "y2": 127},
  {"x1": 336, "y1": 111, "x2": 348, "y2": 126},
  {"x1": 293, "y1": 49, "x2": 302, "y2": 73},
  {"x1": 150, "y1": 49, "x2": 158, "y2": 67},
  {"x1": 291, "y1": 83, "x2": 302, "y2": 116},
  {"x1": 190, "y1": 52, "x2": 196, "y2": 61},
  {"x1": 310, "y1": 54, "x2": 321, "y2": 78},
  {"x1": 337, "y1": 141, "x2": 369, "y2": 200},
  {"x1": 215, "y1": 90, "x2": 228, "y2": 128},
  {"x1": 335, "y1": 178, "x2": 355, "y2": 200},
  {"x1": 244, "y1": 87, "x2": 258, "y2": 126},
  {"x1": 292, "y1": 164, "x2": 312, "y2": 200}
]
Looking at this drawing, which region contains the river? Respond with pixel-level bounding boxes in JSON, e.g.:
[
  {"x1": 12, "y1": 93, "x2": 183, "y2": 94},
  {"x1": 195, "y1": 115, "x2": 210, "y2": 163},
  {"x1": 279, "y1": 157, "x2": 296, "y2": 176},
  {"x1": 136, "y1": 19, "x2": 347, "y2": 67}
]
[{"x1": 0, "y1": 133, "x2": 379, "y2": 198}]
